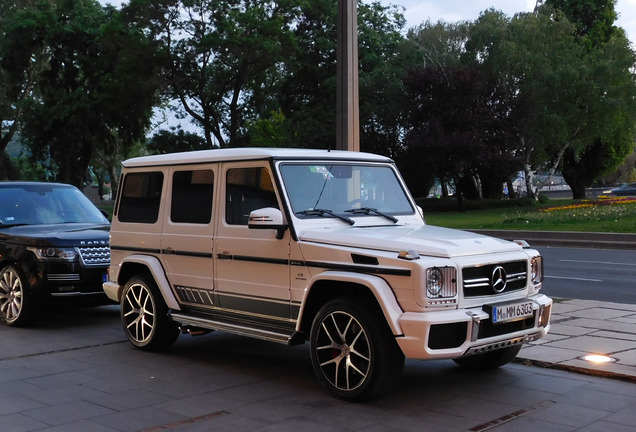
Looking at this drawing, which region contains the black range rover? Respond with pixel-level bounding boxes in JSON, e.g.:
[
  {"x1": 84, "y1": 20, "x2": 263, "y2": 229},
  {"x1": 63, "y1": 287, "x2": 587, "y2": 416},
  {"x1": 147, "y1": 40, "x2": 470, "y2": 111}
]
[{"x1": 0, "y1": 182, "x2": 110, "y2": 326}]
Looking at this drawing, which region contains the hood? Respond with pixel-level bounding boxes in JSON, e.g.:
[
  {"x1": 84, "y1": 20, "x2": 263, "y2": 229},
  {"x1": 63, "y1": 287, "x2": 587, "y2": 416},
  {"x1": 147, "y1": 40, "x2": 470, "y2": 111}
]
[
  {"x1": 0, "y1": 223, "x2": 110, "y2": 247},
  {"x1": 298, "y1": 224, "x2": 521, "y2": 258}
]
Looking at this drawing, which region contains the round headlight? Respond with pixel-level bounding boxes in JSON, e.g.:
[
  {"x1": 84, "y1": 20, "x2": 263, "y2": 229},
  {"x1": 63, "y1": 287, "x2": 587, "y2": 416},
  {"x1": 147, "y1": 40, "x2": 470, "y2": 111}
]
[
  {"x1": 427, "y1": 267, "x2": 444, "y2": 297},
  {"x1": 531, "y1": 256, "x2": 543, "y2": 283}
]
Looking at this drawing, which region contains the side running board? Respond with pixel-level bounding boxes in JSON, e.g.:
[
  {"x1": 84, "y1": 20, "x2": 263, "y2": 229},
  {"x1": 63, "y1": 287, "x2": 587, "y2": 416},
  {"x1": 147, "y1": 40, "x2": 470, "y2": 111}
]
[{"x1": 169, "y1": 311, "x2": 301, "y2": 345}]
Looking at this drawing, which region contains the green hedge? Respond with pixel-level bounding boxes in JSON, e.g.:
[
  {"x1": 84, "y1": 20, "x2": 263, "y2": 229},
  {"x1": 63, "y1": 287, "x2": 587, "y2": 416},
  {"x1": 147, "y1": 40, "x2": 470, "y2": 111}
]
[{"x1": 414, "y1": 197, "x2": 538, "y2": 212}]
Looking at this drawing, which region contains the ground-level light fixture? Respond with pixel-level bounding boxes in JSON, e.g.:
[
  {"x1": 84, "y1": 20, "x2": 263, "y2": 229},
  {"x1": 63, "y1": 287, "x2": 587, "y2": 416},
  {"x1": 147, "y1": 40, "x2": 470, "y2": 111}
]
[{"x1": 578, "y1": 354, "x2": 618, "y2": 364}]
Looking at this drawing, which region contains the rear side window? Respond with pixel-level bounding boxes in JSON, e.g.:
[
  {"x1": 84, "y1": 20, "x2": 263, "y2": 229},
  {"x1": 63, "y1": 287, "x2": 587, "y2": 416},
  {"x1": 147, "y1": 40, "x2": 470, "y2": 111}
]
[
  {"x1": 171, "y1": 170, "x2": 214, "y2": 224},
  {"x1": 117, "y1": 172, "x2": 164, "y2": 223}
]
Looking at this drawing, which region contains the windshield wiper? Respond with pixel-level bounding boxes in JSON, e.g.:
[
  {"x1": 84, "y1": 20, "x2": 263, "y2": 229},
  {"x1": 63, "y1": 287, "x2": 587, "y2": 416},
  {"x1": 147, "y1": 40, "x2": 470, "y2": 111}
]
[
  {"x1": 296, "y1": 209, "x2": 355, "y2": 225},
  {"x1": 345, "y1": 207, "x2": 398, "y2": 223}
]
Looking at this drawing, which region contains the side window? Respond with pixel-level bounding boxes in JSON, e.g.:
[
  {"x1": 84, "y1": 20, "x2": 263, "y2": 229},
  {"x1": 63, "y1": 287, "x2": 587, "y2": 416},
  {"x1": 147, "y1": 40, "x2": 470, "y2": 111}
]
[
  {"x1": 117, "y1": 172, "x2": 164, "y2": 223},
  {"x1": 171, "y1": 169, "x2": 214, "y2": 224},
  {"x1": 225, "y1": 167, "x2": 278, "y2": 225}
]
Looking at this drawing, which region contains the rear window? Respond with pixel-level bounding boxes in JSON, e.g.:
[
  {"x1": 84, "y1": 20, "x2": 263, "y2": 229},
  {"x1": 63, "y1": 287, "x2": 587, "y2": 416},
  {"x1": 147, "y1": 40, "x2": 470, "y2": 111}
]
[
  {"x1": 170, "y1": 170, "x2": 214, "y2": 224},
  {"x1": 117, "y1": 172, "x2": 164, "y2": 223}
]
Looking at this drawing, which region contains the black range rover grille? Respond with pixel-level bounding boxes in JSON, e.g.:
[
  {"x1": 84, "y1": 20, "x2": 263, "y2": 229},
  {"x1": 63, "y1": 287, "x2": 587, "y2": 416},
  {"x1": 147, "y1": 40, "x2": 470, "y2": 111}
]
[
  {"x1": 78, "y1": 246, "x2": 110, "y2": 266},
  {"x1": 463, "y1": 260, "x2": 527, "y2": 297}
]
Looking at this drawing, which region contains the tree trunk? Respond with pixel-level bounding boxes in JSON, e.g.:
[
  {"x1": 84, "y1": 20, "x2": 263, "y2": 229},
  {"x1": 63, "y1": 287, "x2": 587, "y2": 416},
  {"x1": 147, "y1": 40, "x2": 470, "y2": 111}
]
[{"x1": 506, "y1": 179, "x2": 516, "y2": 199}]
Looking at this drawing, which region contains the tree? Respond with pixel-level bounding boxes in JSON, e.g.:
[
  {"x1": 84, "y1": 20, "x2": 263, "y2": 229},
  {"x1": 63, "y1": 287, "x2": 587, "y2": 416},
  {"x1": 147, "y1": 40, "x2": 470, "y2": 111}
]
[
  {"x1": 0, "y1": 0, "x2": 51, "y2": 179},
  {"x1": 261, "y1": 1, "x2": 406, "y2": 152},
  {"x1": 147, "y1": 129, "x2": 208, "y2": 154},
  {"x1": 545, "y1": 0, "x2": 636, "y2": 198},
  {"x1": 2, "y1": 0, "x2": 159, "y2": 188},
  {"x1": 401, "y1": 17, "x2": 527, "y2": 200},
  {"x1": 125, "y1": 0, "x2": 300, "y2": 149},
  {"x1": 543, "y1": 0, "x2": 619, "y2": 45}
]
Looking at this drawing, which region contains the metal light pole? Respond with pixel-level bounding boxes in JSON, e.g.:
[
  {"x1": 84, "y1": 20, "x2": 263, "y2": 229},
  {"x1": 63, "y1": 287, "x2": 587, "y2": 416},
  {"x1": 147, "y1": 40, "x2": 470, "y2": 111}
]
[{"x1": 336, "y1": 0, "x2": 360, "y2": 152}]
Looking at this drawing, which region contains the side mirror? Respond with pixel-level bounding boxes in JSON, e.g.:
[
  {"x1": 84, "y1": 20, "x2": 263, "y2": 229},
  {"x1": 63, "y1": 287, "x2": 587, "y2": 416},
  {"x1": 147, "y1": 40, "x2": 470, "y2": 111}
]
[{"x1": 248, "y1": 207, "x2": 288, "y2": 239}]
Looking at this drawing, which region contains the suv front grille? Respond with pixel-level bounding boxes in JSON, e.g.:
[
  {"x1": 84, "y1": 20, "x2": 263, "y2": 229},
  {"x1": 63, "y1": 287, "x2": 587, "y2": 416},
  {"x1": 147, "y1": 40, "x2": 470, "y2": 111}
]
[
  {"x1": 77, "y1": 246, "x2": 110, "y2": 266},
  {"x1": 463, "y1": 260, "x2": 527, "y2": 297}
]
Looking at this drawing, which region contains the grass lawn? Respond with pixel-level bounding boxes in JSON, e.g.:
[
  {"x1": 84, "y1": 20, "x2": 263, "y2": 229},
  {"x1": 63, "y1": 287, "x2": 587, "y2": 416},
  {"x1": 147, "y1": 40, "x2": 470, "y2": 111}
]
[{"x1": 424, "y1": 197, "x2": 636, "y2": 233}]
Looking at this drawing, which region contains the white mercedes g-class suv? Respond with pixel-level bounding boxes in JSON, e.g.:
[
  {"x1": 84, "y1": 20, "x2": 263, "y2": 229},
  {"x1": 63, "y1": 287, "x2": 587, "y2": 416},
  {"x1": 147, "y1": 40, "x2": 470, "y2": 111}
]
[{"x1": 104, "y1": 148, "x2": 551, "y2": 401}]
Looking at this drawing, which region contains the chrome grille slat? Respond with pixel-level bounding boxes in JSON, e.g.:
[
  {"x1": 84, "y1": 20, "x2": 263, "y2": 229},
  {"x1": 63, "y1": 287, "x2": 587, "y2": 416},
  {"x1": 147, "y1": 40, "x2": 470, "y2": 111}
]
[
  {"x1": 462, "y1": 260, "x2": 527, "y2": 297},
  {"x1": 77, "y1": 246, "x2": 110, "y2": 266},
  {"x1": 47, "y1": 274, "x2": 81, "y2": 282}
]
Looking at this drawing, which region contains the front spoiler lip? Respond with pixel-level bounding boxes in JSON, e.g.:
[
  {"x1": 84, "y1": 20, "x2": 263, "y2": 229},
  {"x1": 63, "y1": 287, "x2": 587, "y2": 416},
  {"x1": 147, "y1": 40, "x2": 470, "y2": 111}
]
[{"x1": 461, "y1": 332, "x2": 542, "y2": 358}]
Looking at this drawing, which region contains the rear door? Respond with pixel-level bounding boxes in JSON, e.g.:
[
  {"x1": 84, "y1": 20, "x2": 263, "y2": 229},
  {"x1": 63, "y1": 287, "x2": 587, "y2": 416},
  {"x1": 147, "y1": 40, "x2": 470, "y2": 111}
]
[{"x1": 160, "y1": 166, "x2": 217, "y2": 308}]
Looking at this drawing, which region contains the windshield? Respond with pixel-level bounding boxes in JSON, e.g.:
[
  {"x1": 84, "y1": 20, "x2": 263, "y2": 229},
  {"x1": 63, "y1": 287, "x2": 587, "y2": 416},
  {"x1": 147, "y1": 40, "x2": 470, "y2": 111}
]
[
  {"x1": 279, "y1": 163, "x2": 414, "y2": 220},
  {"x1": 0, "y1": 184, "x2": 109, "y2": 226}
]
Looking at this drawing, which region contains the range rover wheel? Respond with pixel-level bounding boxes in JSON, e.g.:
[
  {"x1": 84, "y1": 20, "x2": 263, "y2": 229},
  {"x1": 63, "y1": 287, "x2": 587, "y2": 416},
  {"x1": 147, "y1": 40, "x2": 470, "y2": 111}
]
[
  {"x1": 310, "y1": 297, "x2": 404, "y2": 401},
  {"x1": 453, "y1": 344, "x2": 523, "y2": 370},
  {"x1": 0, "y1": 265, "x2": 35, "y2": 327},
  {"x1": 121, "y1": 275, "x2": 179, "y2": 351}
]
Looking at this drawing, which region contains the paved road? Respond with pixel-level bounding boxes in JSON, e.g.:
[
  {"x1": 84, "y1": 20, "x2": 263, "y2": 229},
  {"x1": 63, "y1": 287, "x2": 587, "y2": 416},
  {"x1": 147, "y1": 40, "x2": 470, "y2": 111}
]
[
  {"x1": 538, "y1": 246, "x2": 636, "y2": 304},
  {"x1": 2, "y1": 306, "x2": 636, "y2": 431}
]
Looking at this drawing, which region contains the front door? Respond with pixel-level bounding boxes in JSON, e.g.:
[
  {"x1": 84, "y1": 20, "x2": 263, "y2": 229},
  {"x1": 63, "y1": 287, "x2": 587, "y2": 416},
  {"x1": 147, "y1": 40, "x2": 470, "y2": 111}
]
[{"x1": 214, "y1": 162, "x2": 292, "y2": 327}]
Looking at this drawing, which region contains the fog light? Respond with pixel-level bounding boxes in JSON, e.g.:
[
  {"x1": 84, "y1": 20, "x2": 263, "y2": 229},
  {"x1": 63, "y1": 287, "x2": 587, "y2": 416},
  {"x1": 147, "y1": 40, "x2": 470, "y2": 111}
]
[{"x1": 579, "y1": 354, "x2": 617, "y2": 364}]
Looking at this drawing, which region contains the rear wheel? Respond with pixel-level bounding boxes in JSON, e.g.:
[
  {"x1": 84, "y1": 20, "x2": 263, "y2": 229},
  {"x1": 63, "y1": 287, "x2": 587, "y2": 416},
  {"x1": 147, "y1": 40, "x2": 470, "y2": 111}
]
[
  {"x1": 310, "y1": 297, "x2": 404, "y2": 401},
  {"x1": 453, "y1": 344, "x2": 522, "y2": 370},
  {"x1": 120, "y1": 275, "x2": 179, "y2": 351},
  {"x1": 0, "y1": 265, "x2": 35, "y2": 327}
]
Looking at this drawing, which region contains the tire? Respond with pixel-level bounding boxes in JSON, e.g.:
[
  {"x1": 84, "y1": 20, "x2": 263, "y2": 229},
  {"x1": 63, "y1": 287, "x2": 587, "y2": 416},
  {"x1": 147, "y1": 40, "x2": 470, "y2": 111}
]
[
  {"x1": 0, "y1": 265, "x2": 35, "y2": 327},
  {"x1": 453, "y1": 344, "x2": 522, "y2": 370},
  {"x1": 120, "y1": 274, "x2": 179, "y2": 351},
  {"x1": 310, "y1": 297, "x2": 404, "y2": 401}
]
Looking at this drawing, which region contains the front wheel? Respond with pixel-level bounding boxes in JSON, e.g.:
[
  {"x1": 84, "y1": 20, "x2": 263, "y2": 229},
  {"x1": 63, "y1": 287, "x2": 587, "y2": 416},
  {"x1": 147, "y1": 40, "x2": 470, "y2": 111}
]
[
  {"x1": 453, "y1": 344, "x2": 522, "y2": 370},
  {"x1": 0, "y1": 265, "x2": 35, "y2": 327},
  {"x1": 120, "y1": 275, "x2": 179, "y2": 351},
  {"x1": 310, "y1": 297, "x2": 404, "y2": 401}
]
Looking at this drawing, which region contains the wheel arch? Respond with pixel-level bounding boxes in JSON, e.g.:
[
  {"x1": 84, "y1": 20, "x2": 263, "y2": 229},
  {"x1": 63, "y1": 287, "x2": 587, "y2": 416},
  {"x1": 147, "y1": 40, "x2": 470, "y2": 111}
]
[
  {"x1": 297, "y1": 271, "x2": 404, "y2": 337},
  {"x1": 114, "y1": 255, "x2": 181, "y2": 310}
]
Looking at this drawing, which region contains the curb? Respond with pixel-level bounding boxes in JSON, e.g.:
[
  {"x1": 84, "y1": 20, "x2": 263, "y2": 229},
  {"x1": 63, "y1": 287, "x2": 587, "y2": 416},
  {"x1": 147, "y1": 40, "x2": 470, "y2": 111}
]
[{"x1": 514, "y1": 357, "x2": 636, "y2": 384}]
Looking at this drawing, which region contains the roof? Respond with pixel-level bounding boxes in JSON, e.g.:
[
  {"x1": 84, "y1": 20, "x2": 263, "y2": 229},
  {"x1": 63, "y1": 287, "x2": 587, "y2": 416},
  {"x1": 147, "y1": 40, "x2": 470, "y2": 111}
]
[
  {"x1": 0, "y1": 181, "x2": 75, "y2": 189},
  {"x1": 121, "y1": 148, "x2": 393, "y2": 168}
]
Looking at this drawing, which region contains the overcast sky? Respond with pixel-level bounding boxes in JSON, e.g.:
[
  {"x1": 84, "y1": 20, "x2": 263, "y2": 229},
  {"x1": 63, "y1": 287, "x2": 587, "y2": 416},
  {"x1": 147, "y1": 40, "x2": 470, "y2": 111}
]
[{"x1": 382, "y1": 0, "x2": 636, "y2": 43}]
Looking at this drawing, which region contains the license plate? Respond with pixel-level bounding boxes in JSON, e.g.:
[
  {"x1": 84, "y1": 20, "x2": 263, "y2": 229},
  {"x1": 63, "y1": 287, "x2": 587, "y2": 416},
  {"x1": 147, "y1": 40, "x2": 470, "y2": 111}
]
[
  {"x1": 102, "y1": 273, "x2": 108, "y2": 283},
  {"x1": 491, "y1": 301, "x2": 534, "y2": 324}
]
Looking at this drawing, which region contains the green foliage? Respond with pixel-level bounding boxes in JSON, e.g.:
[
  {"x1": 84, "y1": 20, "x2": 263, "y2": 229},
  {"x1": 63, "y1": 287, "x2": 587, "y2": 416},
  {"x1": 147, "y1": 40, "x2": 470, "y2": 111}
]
[
  {"x1": 1, "y1": 0, "x2": 634, "y2": 196},
  {"x1": 544, "y1": 0, "x2": 636, "y2": 198},
  {"x1": 244, "y1": 110, "x2": 294, "y2": 148},
  {"x1": 126, "y1": 0, "x2": 301, "y2": 148},
  {"x1": 416, "y1": 197, "x2": 537, "y2": 213},
  {"x1": 147, "y1": 129, "x2": 209, "y2": 154},
  {"x1": 402, "y1": 6, "x2": 636, "y2": 200},
  {"x1": 1, "y1": 0, "x2": 159, "y2": 186}
]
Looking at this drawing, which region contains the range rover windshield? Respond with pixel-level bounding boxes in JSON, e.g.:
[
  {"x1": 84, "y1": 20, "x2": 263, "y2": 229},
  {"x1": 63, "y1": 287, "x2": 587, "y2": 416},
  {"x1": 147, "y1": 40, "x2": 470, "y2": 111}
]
[
  {"x1": 0, "y1": 184, "x2": 109, "y2": 227},
  {"x1": 280, "y1": 163, "x2": 415, "y2": 221}
]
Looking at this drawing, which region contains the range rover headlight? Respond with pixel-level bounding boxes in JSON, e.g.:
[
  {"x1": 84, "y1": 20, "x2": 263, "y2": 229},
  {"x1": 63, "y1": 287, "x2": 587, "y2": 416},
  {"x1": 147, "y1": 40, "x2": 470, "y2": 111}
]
[
  {"x1": 426, "y1": 266, "x2": 457, "y2": 299},
  {"x1": 531, "y1": 256, "x2": 543, "y2": 284},
  {"x1": 28, "y1": 247, "x2": 78, "y2": 262}
]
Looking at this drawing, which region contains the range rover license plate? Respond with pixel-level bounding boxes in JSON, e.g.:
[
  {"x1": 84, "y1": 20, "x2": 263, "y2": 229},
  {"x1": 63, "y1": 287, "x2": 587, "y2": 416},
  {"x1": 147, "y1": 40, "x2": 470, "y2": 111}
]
[{"x1": 492, "y1": 301, "x2": 534, "y2": 324}]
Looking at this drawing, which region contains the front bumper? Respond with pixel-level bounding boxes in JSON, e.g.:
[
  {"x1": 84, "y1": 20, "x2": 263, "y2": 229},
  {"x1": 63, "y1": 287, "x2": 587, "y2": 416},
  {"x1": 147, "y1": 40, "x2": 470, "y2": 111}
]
[{"x1": 396, "y1": 294, "x2": 552, "y2": 359}]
